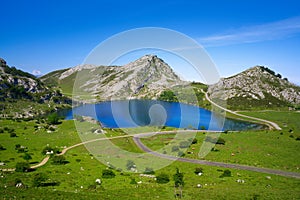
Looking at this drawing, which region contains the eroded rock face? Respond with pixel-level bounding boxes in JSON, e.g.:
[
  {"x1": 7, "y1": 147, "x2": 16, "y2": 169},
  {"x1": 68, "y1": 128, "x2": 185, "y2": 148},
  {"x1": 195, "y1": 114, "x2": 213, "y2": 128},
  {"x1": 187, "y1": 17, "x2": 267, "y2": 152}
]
[{"x1": 208, "y1": 66, "x2": 300, "y2": 106}]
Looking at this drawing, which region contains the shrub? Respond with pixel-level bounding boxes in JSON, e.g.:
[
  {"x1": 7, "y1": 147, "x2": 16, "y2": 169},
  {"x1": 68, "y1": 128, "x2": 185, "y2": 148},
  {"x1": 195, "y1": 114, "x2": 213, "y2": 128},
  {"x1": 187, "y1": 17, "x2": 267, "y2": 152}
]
[
  {"x1": 51, "y1": 155, "x2": 67, "y2": 165},
  {"x1": 194, "y1": 167, "x2": 203, "y2": 174},
  {"x1": 156, "y1": 173, "x2": 170, "y2": 184},
  {"x1": 178, "y1": 151, "x2": 185, "y2": 157},
  {"x1": 23, "y1": 153, "x2": 32, "y2": 162},
  {"x1": 32, "y1": 173, "x2": 47, "y2": 187},
  {"x1": 216, "y1": 137, "x2": 226, "y2": 145},
  {"x1": 102, "y1": 169, "x2": 116, "y2": 178},
  {"x1": 47, "y1": 113, "x2": 60, "y2": 125},
  {"x1": 205, "y1": 136, "x2": 226, "y2": 145},
  {"x1": 10, "y1": 132, "x2": 17, "y2": 137},
  {"x1": 192, "y1": 138, "x2": 198, "y2": 144},
  {"x1": 126, "y1": 160, "x2": 136, "y2": 170},
  {"x1": 172, "y1": 145, "x2": 179, "y2": 152},
  {"x1": 130, "y1": 178, "x2": 137, "y2": 184},
  {"x1": 220, "y1": 169, "x2": 231, "y2": 178},
  {"x1": 0, "y1": 144, "x2": 6, "y2": 150},
  {"x1": 0, "y1": 128, "x2": 4, "y2": 133},
  {"x1": 15, "y1": 162, "x2": 30, "y2": 172},
  {"x1": 144, "y1": 167, "x2": 155, "y2": 174}
]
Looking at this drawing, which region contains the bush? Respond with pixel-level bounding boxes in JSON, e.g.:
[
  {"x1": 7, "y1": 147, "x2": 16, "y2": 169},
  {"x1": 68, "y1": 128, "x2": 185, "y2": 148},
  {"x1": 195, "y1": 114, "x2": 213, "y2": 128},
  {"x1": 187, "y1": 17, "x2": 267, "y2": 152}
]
[
  {"x1": 126, "y1": 160, "x2": 136, "y2": 170},
  {"x1": 192, "y1": 138, "x2": 198, "y2": 144},
  {"x1": 10, "y1": 132, "x2": 17, "y2": 137},
  {"x1": 172, "y1": 145, "x2": 179, "y2": 152},
  {"x1": 0, "y1": 128, "x2": 4, "y2": 133},
  {"x1": 47, "y1": 113, "x2": 60, "y2": 125},
  {"x1": 15, "y1": 162, "x2": 30, "y2": 172},
  {"x1": 205, "y1": 136, "x2": 226, "y2": 145},
  {"x1": 51, "y1": 155, "x2": 67, "y2": 165},
  {"x1": 194, "y1": 167, "x2": 203, "y2": 174},
  {"x1": 0, "y1": 144, "x2": 6, "y2": 150},
  {"x1": 220, "y1": 169, "x2": 231, "y2": 178},
  {"x1": 32, "y1": 173, "x2": 47, "y2": 187},
  {"x1": 23, "y1": 153, "x2": 32, "y2": 162},
  {"x1": 102, "y1": 169, "x2": 116, "y2": 178},
  {"x1": 130, "y1": 178, "x2": 137, "y2": 184},
  {"x1": 144, "y1": 167, "x2": 155, "y2": 174},
  {"x1": 156, "y1": 173, "x2": 170, "y2": 184},
  {"x1": 178, "y1": 151, "x2": 185, "y2": 157},
  {"x1": 216, "y1": 137, "x2": 226, "y2": 145}
]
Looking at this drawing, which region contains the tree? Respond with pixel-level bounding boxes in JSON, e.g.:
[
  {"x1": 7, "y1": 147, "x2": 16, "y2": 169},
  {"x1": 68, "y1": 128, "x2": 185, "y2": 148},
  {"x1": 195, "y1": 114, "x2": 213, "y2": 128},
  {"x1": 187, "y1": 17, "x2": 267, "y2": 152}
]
[
  {"x1": 158, "y1": 90, "x2": 178, "y2": 102},
  {"x1": 156, "y1": 173, "x2": 170, "y2": 184},
  {"x1": 15, "y1": 162, "x2": 30, "y2": 172},
  {"x1": 23, "y1": 153, "x2": 32, "y2": 162},
  {"x1": 173, "y1": 168, "x2": 184, "y2": 187},
  {"x1": 102, "y1": 169, "x2": 116, "y2": 178},
  {"x1": 173, "y1": 168, "x2": 184, "y2": 198}
]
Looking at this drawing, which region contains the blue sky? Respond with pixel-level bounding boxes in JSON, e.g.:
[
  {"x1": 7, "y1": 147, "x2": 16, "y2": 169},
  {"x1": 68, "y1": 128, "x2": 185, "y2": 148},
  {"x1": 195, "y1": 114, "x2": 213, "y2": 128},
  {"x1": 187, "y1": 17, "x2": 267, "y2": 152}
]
[{"x1": 1, "y1": 0, "x2": 300, "y2": 84}]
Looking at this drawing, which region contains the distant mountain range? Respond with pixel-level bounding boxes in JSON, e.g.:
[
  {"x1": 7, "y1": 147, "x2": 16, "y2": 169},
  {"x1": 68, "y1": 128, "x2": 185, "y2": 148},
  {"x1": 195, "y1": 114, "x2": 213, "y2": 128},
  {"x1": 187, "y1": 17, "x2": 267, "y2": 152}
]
[{"x1": 0, "y1": 55, "x2": 299, "y2": 118}]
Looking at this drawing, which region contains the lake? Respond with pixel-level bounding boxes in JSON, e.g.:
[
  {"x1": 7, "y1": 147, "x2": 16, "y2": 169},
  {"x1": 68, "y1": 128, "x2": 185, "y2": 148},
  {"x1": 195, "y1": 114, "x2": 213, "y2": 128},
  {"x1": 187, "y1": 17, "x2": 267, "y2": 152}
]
[{"x1": 63, "y1": 100, "x2": 265, "y2": 131}]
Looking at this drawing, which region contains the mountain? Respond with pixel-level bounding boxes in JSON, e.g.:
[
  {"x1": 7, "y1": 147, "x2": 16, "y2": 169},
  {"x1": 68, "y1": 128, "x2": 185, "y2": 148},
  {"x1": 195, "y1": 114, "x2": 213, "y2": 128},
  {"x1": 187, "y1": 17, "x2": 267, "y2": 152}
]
[
  {"x1": 0, "y1": 58, "x2": 71, "y2": 118},
  {"x1": 208, "y1": 66, "x2": 300, "y2": 110},
  {"x1": 42, "y1": 55, "x2": 188, "y2": 102}
]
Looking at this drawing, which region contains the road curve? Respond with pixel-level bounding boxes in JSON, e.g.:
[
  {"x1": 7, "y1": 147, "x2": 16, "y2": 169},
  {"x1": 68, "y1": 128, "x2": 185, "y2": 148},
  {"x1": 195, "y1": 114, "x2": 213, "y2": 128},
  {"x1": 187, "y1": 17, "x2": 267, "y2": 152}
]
[
  {"x1": 202, "y1": 89, "x2": 282, "y2": 130},
  {"x1": 6, "y1": 130, "x2": 295, "y2": 179},
  {"x1": 132, "y1": 136, "x2": 300, "y2": 179}
]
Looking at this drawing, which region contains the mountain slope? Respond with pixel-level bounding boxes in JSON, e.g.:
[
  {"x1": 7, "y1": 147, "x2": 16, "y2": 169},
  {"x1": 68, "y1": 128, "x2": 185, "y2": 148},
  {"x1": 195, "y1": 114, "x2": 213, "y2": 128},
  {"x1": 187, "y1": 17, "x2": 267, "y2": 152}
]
[
  {"x1": 208, "y1": 66, "x2": 300, "y2": 110},
  {"x1": 0, "y1": 58, "x2": 71, "y2": 118},
  {"x1": 42, "y1": 55, "x2": 188, "y2": 102}
]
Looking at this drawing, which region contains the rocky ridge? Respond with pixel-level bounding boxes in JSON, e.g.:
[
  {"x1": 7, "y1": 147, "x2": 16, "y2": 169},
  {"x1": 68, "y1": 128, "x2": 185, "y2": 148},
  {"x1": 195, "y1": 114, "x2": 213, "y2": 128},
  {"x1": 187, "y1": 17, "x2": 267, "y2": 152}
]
[{"x1": 208, "y1": 66, "x2": 300, "y2": 109}]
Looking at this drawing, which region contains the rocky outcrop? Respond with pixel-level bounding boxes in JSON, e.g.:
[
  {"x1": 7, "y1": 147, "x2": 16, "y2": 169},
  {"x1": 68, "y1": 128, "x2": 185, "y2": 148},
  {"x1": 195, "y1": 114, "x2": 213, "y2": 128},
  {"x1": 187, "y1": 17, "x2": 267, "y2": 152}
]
[{"x1": 208, "y1": 66, "x2": 300, "y2": 109}]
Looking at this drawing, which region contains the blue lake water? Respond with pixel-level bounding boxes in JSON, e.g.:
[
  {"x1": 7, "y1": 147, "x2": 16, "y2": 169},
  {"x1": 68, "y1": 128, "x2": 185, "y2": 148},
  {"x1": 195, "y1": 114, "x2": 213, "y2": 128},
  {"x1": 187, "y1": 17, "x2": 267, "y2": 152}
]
[{"x1": 63, "y1": 100, "x2": 265, "y2": 131}]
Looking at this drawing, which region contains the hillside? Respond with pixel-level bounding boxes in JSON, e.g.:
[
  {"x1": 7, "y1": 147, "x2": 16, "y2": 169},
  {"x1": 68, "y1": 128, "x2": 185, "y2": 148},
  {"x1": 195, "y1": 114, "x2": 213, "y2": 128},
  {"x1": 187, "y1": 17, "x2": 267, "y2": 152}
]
[
  {"x1": 208, "y1": 66, "x2": 300, "y2": 110},
  {"x1": 41, "y1": 55, "x2": 207, "y2": 105},
  {"x1": 0, "y1": 58, "x2": 71, "y2": 118}
]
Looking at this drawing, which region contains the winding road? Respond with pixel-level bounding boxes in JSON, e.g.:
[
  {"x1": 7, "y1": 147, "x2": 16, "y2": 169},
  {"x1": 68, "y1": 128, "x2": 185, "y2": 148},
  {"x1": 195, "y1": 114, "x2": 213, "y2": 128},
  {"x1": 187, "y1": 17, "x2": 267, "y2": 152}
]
[
  {"x1": 132, "y1": 136, "x2": 300, "y2": 179},
  {"x1": 201, "y1": 89, "x2": 282, "y2": 130},
  {"x1": 24, "y1": 130, "x2": 299, "y2": 179}
]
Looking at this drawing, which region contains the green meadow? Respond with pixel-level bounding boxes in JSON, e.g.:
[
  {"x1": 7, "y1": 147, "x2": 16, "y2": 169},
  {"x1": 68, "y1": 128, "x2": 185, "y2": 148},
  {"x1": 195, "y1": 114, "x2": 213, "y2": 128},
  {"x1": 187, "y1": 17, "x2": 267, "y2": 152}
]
[{"x1": 0, "y1": 111, "x2": 299, "y2": 199}]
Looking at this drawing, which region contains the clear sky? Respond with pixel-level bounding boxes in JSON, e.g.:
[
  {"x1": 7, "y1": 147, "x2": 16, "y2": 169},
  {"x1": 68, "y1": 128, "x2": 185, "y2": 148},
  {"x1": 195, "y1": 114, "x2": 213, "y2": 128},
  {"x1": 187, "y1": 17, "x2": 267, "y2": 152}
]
[{"x1": 1, "y1": 0, "x2": 300, "y2": 84}]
